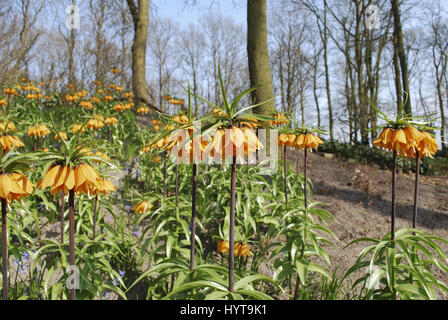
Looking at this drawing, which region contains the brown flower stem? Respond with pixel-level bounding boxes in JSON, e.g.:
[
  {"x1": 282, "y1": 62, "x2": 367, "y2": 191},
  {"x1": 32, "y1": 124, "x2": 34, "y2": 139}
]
[
  {"x1": 391, "y1": 151, "x2": 397, "y2": 241},
  {"x1": 284, "y1": 145, "x2": 288, "y2": 206},
  {"x1": 190, "y1": 163, "x2": 197, "y2": 271},
  {"x1": 304, "y1": 148, "x2": 308, "y2": 215},
  {"x1": 413, "y1": 151, "x2": 420, "y2": 229},
  {"x1": 2, "y1": 198, "x2": 8, "y2": 300},
  {"x1": 93, "y1": 195, "x2": 98, "y2": 241},
  {"x1": 69, "y1": 189, "x2": 76, "y2": 300},
  {"x1": 163, "y1": 152, "x2": 167, "y2": 197},
  {"x1": 60, "y1": 193, "x2": 65, "y2": 244},
  {"x1": 229, "y1": 155, "x2": 237, "y2": 293},
  {"x1": 175, "y1": 163, "x2": 179, "y2": 207}
]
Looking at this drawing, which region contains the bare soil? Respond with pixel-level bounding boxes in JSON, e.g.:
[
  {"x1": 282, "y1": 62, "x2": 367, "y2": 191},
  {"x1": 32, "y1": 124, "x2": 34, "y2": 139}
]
[{"x1": 287, "y1": 148, "x2": 448, "y2": 298}]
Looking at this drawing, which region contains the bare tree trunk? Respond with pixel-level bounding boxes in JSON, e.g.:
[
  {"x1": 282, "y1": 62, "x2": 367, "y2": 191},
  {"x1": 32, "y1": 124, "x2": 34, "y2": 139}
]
[
  {"x1": 247, "y1": 0, "x2": 276, "y2": 116},
  {"x1": 127, "y1": 0, "x2": 161, "y2": 112},
  {"x1": 391, "y1": 0, "x2": 412, "y2": 116}
]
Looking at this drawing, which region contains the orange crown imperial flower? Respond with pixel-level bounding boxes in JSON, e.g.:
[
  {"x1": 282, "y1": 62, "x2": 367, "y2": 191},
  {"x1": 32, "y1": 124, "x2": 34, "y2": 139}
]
[
  {"x1": 91, "y1": 178, "x2": 117, "y2": 196},
  {"x1": 217, "y1": 240, "x2": 230, "y2": 254},
  {"x1": 0, "y1": 173, "x2": 34, "y2": 204},
  {"x1": 132, "y1": 201, "x2": 153, "y2": 214},
  {"x1": 38, "y1": 163, "x2": 100, "y2": 196},
  {"x1": 27, "y1": 124, "x2": 51, "y2": 138},
  {"x1": 0, "y1": 135, "x2": 25, "y2": 152},
  {"x1": 373, "y1": 126, "x2": 424, "y2": 158},
  {"x1": 54, "y1": 131, "x2": 68, "y2": 141},
  {"x1": 105, "y1": 117, "x2": 119, "y2": 125}
]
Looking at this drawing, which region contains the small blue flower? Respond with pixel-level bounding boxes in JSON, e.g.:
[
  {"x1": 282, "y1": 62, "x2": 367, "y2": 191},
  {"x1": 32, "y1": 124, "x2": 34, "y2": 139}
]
[
  {"x1": 119, "y1": 270, "x2": 125, "y2": 278},
  {"x1": 38, "y1": 204, "x2": 45, "y2": 211},
  {"x1": 133, "y1": 230, "x2": 140, "y2": 237},
  {"x1": 54, "y1": 143, "x2": 59, "y2": 149},
  {"x1": 103, "y1": 291, "x2": 112, "y2": 300},
  {"x1": 125, "y1": 205, "x2": 131, "y2": 211}
]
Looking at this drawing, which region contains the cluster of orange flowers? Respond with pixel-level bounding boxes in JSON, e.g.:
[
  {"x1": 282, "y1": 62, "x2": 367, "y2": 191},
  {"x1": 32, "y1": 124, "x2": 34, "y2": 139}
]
[
  {"x1": 18, "y1": 85, "x2": 40, "y2": 92},
  {"x1": 373, "y1": 126, "x2": 438, "y2": 158},
  {"x1": 169, "y1": 98, "x2": 184, "y2": 105},
  {"x1": 108, "y1": 84, "x2": 123, "y2": 92},
  {"x1": 0, "y1": 100, "x2": 7, "y2": 107},
  {"x1": 111, "y1": 68, "x2": 119, "y2": 74},
  {"x1": 136, "y1": 106, "x2": 150, "y2": 114},
  {"x1": 269, "y1": 113, "x2": 289, "y2": 126},
  {"x1": 28, "y1": 124, "x2": 51, "y2": 138},
  {"x1": 278, "y1": 132, "x2": 324, "y2": 150},
  {"x1": 71, "y1": 124, "x2": 86, "y2": 134},
  {"x1": 0, "y1": 135, "x2": 24, "y2": 152},
  {"x1": 172, "y1": 114, "x2": 189, "y2": 124},
  {"x1": 113, "y1": 102, "x2": 133, "y2": 111},
  {"x1": 4, "y1": 88, "x2": 18, "y2": 96},
  {"x1": 79, "y1": 101, "x2": 94, "y2": 110},
  {"x1": 205, "y1": 126, "x2": 263, "y2": 162},
  {"x1": 105, "y1": 116, "x2": 119, "y2": 126},
  {"x1": 26, "y1": 93, "x2": 43, "y2": 100},
  {"x1": 54, "y1": 131, "x2": 68, "y2": 141},
  {"x1": 86, "y1": 116, "x2": 105, "y2": 130},
  {"x1": 90, "y1": 97, "x2": 101, "y2": 104},
  {"x1": 38, "y1": 163, "x2": 115, "y2": 196},
  {"x1": 217, "y1": 240, "x2": 251, "y2": 258}
]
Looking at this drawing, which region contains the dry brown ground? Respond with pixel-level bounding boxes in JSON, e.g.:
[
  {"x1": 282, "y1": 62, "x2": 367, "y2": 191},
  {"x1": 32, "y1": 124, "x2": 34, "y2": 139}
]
[{"x1": 286, "y1": 148, "x2": 448, "y2": 298}]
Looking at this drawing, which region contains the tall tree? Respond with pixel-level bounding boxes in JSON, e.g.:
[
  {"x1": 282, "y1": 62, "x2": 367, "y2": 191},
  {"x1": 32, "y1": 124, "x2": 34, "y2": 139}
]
[
  {"x1": 391, "y1": 0, "x2": 412, "y2": 116},
  {"x1": 127, "y1": 0, "x2": 161, "y2": 112},
  {"x1": 247, "y1": 0, "x2": 276, "y2": 115}
]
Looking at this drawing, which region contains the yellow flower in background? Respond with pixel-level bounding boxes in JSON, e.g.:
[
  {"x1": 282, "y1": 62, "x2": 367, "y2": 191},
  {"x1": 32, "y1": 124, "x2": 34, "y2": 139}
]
[
  {"x1": 0, "y1": 135, "x2": 24, "y2": 152},
  {"x1": 132, "y1": 201, "x2": 152, "y2": 214},
  {"x1": 234, "y1": 243, "x2": 251, "y2": 258},
  {"x1": 79, "y1": 101, "x2": 94, "y2": 110},
  {"x1": 86, "y1": 118, "x2": 104, "y2": 130},
  {"x1": 137, "y1": 107, "x2": 150, "y2": 114},
  {"x1": 71, "y1": 124, "x2": 86, "y2": 134},
  {"x1": 294, "y1": 133, "x2": 324, "y2": 150},
  {"x1": 217, "y1": 240, "x2": 229, "y2": 254},
  {"x1": 54, "y1": 131, "x2": 68, "y2": 141},
  {"x1": 0, "y1": 121, "x2": 16, "y2": 133},
  {"x1": 152, "y1": 155, "x2": 160, "y2": 163},
  {"x1": 105, "y1": 117, "x2": 119, "y2": 126},
  {"x1": 104, "y1": 95, "x2": 114, "y2": 102},
  {"x1": 28, "y1": 124, "x2": 51, "y2": 138},
  {"x1": 111, "y1": 68, "x2": 119, "y2": 74},
  {"x1": 0, "y1": 100, "x2": 7, "y2": 107},
  {"x1": 90, "y1": 97, "x2": 101, "y2": 104}
]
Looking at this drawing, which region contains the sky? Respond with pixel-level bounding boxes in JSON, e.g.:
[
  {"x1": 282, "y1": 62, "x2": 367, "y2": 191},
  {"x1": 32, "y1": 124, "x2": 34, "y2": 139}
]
[{"x1": 152, "y1": 0, "x2": 247, "y2": 28}]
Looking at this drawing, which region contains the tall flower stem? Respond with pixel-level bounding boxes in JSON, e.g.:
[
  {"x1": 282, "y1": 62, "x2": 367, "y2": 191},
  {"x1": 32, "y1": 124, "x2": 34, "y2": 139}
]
[
  {"x1": 69, "y1": 189, "x2": 76, "y2": 300},
  {"x1": 163, "y1": 151, "x2": 167, "y2": 197},
  {"x1": 175, "y1": 163, "x2": 179, "y2": 207},
  {"x1": 190, "y1": 163, "x2": 197, "y2": 271},
  {"x1": 2, "y1": 199, "x2": 7, "y2": 300},
  {"x1": 60, "y1": 194, "x2": 65, "y2": 244},
  {"x1": 413, "y1": 151, "x2": 420, "y2": 229},
  {"x1": 229, "y1": 155, "x2": 237, "y2": 292},
  {"x1": 92, "y1": 195, "x2": 98, "y2": 241},
  {"x1": 304, "y1": 148, "x2": 308, "y2": 214},
  {"x1": 283, "y1": 145, "x2": 288, "y2": 206},
  {"x1": 391, "y1": 151, "x2": 397, "y2": 241}
]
